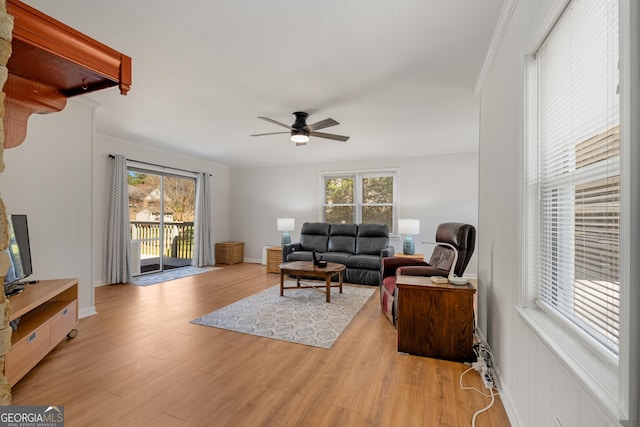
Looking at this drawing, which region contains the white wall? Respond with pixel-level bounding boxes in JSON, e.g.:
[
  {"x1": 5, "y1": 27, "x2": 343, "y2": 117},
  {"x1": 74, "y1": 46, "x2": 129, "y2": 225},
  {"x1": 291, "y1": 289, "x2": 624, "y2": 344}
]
[
  {"x1": 478, "y1": 0, "x2": 637, "y2": 426},
  {"x1": 230, "y1": 152, "x2": 479, "y2": 275},
  {"x1": 91, "y1": 134, "x2": 231, "y2": 287},
  {"x1": 0, "y1": 99, "x2": 94, "y2": 316},
  {"x1": 0, "y1": 98, "x2": 232, "y2": 318}
]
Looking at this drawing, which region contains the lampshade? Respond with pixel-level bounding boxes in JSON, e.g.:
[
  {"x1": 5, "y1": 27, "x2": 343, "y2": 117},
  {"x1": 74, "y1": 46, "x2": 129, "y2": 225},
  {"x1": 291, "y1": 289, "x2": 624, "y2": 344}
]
[
  {"x1": 398, "y1": 219, "x2": 420, "y2": 235},
  {"x1": 277, "y1": 217, "x2": 295, "y2": 231}
]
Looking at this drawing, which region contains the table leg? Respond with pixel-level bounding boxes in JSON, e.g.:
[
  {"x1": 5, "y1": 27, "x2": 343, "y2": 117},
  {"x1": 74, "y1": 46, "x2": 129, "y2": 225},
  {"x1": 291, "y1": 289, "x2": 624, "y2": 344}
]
[
  {"x1": 339, "y1": 271, "x2": 343, "y2": 294},
  {"x1": 280, "y1": 270, "x2": 285, "y2": 296},
  {"x1": 325, "y1": 274, "x2": 331, "y2": 303}
]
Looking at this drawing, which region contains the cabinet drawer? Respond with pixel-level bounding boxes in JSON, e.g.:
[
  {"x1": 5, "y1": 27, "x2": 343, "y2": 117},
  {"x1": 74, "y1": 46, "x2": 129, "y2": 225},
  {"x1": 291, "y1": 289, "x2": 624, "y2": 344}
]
[
  {"x1": 50, "y1": 301, "x2": 78, "y2": 345},
  {"x1": 5, "y1": 322, "x2": 51, "y2": 384}
]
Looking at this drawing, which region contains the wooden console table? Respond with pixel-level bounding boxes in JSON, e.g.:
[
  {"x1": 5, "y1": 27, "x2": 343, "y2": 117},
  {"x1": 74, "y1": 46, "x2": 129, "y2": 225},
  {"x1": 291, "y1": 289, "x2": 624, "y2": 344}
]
[
  {"x1": 5, "y1": 278, "x2": 79, "y2": 386},
  {"x1": 396, "y1": 275, "x2": 476, "y2": 362}
]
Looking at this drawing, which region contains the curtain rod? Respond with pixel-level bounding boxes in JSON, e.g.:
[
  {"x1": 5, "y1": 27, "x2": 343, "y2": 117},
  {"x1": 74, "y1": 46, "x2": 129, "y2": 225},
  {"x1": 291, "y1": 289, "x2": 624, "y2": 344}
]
[{"x1": 108, "y1": 154, "x2": 211, "y2": 176}]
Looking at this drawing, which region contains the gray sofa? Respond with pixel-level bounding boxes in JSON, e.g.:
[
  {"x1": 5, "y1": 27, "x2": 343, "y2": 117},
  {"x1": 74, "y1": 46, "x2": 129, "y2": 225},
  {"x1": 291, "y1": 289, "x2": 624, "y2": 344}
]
[{"x1": 282, "y1": 222, "x2": 395, "y2": 285}]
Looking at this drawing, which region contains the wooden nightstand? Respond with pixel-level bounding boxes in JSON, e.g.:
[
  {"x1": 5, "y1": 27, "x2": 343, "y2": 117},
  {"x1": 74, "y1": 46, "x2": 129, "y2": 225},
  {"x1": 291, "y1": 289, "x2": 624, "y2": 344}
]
[
  {"x1": 396, "y1": 275, "x2": 476, "y2": 362},
  {"x1": 396, "y1": 253, "x2": 425, "y2": 259},
  {"x1": 266, "y1": 246, "x2": 283, "y2": 273}
]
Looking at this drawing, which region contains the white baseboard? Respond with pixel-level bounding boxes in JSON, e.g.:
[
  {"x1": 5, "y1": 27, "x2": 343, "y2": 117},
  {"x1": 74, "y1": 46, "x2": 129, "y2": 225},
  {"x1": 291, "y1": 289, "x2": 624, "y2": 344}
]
[
  {"x1": 474, "y1": 327, "x2": 520, "y2": 426},
  {"x1": 79, "y1": 306, "x2": 97, "y2": 319}
]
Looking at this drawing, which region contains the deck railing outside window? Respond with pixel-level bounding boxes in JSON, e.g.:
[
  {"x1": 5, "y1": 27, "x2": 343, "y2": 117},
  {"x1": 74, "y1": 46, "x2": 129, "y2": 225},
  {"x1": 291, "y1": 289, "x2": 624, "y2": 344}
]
[{"x1": 130, "y1": 221, "x2": 194, "y2": 260}]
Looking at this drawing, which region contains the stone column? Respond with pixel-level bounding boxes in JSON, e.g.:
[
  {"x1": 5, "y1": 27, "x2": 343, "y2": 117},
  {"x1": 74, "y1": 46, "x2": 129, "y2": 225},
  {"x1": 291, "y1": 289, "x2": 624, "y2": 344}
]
[{"x1": 0, "y1": 0, "x2": 13, "y2": 405}]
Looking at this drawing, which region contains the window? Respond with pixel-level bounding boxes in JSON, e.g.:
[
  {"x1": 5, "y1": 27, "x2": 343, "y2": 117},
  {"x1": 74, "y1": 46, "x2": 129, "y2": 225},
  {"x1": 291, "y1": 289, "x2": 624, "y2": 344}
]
[
  {"x1": 128, "y1": 167, "x2": 196, "y2": 275},
  {"x1": 322, "y1": 171, "x2": 396, "y2": 232},
  {"x1": 526, "y1": 0, "x2": 620, "y2": 355}
]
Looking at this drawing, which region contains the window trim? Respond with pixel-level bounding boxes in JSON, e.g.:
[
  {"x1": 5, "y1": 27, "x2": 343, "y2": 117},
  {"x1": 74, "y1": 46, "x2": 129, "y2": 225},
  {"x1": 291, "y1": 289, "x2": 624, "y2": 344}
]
[
  {"x1": 516, "y1": 306, "x2": 621, "y2": 419},
  {"x1": 320, "y1": 169, "x2": 397, "y2": 232},
  {"x1": 519, "y1": 0, "x2": 635, "y2": 422}
]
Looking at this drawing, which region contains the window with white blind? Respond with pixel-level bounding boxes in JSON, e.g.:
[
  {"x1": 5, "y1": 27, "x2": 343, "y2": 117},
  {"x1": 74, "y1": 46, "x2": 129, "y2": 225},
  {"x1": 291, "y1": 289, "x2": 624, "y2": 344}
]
[{"x1": 526, "y1": 0, "x2": 620, "y2": 355}]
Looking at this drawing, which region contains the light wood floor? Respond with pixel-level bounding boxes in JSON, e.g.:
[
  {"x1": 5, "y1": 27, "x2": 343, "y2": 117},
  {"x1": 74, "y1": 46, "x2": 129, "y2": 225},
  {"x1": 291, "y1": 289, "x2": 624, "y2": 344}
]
[{"x1": 11, "y1": 263, "x2": 511, "y2": 426}]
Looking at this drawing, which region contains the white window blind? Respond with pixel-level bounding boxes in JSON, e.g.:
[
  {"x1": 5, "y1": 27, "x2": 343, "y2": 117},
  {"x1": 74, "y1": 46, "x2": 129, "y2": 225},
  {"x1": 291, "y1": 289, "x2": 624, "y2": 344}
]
[{"x1": 529, "y1": 0, "x2": 620, "y2": 355}]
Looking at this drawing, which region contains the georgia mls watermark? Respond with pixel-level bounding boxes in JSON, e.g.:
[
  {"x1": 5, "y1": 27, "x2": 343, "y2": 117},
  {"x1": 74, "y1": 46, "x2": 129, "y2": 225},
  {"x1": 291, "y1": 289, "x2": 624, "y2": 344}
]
[{"x1": 0, "y1": 406, "x2": 64, "y2": 427}]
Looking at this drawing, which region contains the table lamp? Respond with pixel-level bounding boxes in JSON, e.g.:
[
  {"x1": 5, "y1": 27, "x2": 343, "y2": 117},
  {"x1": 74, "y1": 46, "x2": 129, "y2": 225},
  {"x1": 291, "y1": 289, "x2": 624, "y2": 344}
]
[
  {"x1": 277, "y1": 217, "x2": 295, "y2": 246},
  {"x1": 398, "y1": 219, "x2": 420, "y2": 255}
]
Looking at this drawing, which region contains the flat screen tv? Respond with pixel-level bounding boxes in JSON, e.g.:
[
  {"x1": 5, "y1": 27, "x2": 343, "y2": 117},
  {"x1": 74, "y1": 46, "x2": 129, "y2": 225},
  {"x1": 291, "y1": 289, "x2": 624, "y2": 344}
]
[{"x1": 3, "y1": 214, "x2": 33, "y2": 296}]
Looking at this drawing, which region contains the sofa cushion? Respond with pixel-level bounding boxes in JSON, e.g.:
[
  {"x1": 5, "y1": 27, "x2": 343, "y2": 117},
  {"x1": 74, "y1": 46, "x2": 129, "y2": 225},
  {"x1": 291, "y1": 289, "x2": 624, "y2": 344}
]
[
  {"x1": 299, "y1": 222, "x2": 330, "y2": 252},
  {"x1": 328, "y1": 223, "x2": 358, "y2": 253},
  {"x1": 355, "y1": 224, "x2": 389, "y2": 255},
  {"x1": 286, "y1": 251, "x2": 313, "y2": 262},
  {"x1": 345, "y1": 268, "x2": 380, "y2": 285},
  {"x1": 285, "y1": 251, "x2": 351, "y2": 266},
  {"x1": 346, "y1": 254, "x2": 381, "y2": 271},
  {"x1": 317, "y1": 252, "x2": 350, "y2": 265}
]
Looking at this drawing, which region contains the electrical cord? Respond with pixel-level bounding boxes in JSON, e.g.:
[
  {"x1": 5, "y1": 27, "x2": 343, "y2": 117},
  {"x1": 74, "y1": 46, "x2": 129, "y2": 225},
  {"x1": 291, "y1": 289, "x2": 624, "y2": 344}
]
[
  {"x1": 459, "y1": 367, "x2": 498, "y2": 427},
  {"x1": 459, "y1": 367, "x2": 494, "y2": 397},
  {"x1": 472, "y1": 388, "x2": 495, "y2": 426}
]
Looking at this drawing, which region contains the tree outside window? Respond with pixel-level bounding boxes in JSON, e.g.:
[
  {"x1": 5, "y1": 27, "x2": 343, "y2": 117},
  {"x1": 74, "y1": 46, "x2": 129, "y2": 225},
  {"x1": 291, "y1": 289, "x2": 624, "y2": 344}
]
[
  {"x1": 362, "y1": 175, "x2": 394, "y2": 228},
  {"x1": 323, "y1": 176, "x2": 354, "y2": 224},
  {"x1": 323, "y1": 171, "x2": 396, "y2": 232}
]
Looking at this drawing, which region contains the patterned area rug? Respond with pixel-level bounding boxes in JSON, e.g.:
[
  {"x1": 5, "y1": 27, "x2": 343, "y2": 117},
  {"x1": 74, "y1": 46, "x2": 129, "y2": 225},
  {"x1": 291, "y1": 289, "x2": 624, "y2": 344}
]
[
  {"x1": 129, "y1": 266, "x2": 219, "y2": 286},
  {"x1": 191, "y1": 283, "x2": 376, "y2": 349}
]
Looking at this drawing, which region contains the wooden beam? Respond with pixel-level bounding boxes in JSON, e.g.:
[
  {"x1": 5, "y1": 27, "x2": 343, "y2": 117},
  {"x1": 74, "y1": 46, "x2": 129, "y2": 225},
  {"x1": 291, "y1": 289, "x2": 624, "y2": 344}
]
[
  {"x1": 3, "y1": 73, "x2": 67, "y2": 149},
  {"x1": 3, "y1": 0, "x2": 131, "y2": 148}
]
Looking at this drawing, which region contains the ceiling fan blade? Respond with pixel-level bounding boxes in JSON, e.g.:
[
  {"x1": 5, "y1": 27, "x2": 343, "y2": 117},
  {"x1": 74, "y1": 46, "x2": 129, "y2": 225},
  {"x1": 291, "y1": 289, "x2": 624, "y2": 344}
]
[
  {"x1": 306, "y1": 118, "x2": 339, "y2": 132},
  {"x1": 250, "y1": 131, "x2": 290, "y2": 137},
  {"x1": 309, "y1": 131, "x2": 350, "y2": 142},
  {"x1": 258, "y1": 116, "x2": 292, "y2": 129}
]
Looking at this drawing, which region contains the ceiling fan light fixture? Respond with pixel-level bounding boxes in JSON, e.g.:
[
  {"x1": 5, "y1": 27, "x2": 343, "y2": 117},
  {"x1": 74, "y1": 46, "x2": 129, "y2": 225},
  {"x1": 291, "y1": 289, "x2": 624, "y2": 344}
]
[
  {"x1": 290, "y1": 131, "x2": 309, "y2": 144},
  {"x1": 253, "y1": 111, "x2": 349, "y2": 143}
]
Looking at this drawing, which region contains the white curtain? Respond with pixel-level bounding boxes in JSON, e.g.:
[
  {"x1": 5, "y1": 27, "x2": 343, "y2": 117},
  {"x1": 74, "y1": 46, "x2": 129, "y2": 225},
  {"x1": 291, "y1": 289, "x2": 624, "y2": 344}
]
[
  {"x1": 192, "y1": 172, "x2": 214, "y2": 266},
  {"x1": 106, "y1": 154, "x2": 132, "y2": 284}
]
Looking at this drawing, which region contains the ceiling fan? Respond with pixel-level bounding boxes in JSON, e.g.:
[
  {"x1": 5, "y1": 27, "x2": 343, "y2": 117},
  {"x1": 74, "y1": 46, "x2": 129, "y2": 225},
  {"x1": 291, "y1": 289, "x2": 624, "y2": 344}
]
[{"x1": 251, "y1": 111, "x2": 350, "y2": 146}]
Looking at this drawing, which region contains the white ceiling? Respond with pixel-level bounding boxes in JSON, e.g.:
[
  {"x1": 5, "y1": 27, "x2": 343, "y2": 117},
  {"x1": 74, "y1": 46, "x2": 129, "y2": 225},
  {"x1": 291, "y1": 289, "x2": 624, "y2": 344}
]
[{"x1": 24, "y1": 0, "x2": 504, "y2": 168}]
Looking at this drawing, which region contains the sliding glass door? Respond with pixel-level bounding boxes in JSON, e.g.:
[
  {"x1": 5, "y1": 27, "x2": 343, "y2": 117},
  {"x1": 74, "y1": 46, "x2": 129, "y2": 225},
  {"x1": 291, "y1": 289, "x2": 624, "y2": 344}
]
[{"x1": 127, "y1": 168, "x2": 196, "y2": 276}]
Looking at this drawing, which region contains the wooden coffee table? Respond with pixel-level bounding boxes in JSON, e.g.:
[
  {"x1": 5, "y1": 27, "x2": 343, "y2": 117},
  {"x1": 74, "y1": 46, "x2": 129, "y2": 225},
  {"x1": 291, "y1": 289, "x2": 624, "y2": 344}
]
[{"x1": 279, "y1": 261, "x2": 346, "y2": 302}]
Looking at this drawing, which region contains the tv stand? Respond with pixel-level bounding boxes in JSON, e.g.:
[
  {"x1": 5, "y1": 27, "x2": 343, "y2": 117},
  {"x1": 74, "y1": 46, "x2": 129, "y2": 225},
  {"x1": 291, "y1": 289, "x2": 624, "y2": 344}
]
[{"x1": 5, "y1": 278, "x2": 78, "y2": 386}]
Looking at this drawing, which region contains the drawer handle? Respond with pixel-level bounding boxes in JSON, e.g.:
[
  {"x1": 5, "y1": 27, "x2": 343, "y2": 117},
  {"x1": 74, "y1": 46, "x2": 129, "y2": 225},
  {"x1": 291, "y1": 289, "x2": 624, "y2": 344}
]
[
  {"x1": 62, "y1": 308, "x2": 69, "y2": 317},
  {"x1": 28, "y1": 332, "x2": 37, "y2": 344}
]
